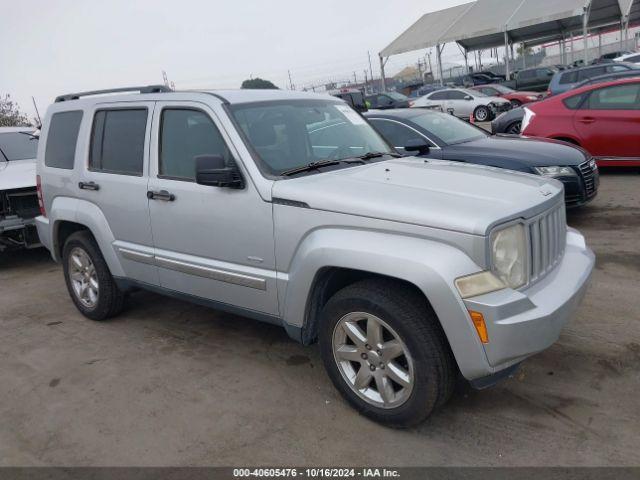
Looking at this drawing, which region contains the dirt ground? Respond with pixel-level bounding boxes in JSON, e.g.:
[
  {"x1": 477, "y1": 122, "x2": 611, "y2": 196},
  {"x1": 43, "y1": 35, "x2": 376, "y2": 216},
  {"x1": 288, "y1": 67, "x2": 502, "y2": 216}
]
[{"x1": 0, "y1": 170, "x2": 638, "y2": 467}]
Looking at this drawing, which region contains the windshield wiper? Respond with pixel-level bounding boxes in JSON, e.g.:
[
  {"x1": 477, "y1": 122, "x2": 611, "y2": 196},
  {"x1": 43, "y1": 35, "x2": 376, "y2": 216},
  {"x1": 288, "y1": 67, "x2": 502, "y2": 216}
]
[
  {"x1": 18, "y1": 131, "x2": 39, "y2": 140},
  {"x1": 280, "y1": 152, "x2": 400, "y2": 177},
  {"x1": 354, "y1": 151, "x2": 402, "y2": 160},
  {"x1": 281, "y1": 159, "x2": 344, "y2": 176}
]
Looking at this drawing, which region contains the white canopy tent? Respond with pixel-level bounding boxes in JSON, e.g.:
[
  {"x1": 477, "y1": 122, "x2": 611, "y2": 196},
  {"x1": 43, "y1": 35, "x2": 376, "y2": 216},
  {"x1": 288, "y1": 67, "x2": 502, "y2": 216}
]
[{"x1": 379, "y1": 0, "x2": 638, "y2": 88}]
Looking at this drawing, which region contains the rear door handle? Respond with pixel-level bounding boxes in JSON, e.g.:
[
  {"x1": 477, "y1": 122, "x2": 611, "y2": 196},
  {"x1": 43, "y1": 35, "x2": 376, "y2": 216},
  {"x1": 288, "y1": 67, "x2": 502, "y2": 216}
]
[
  {"x1": 147, "y1": 190, "x2": 175, "y2": 202},
  {"x1": 78, "y1": 181, "x2": 100, "y2": 191},
  {"x1": 578, "y1": 117, "x2": 596, "y2": 124}
]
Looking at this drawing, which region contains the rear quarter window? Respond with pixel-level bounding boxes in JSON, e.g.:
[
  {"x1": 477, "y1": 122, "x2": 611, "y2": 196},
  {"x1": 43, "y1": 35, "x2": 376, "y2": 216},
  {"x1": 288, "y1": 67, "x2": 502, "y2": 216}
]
[
  {"x1": 559, "y1": 71, "x2": 578, "y2": 85},
  {"x1": 563, "y1": 93, "x2": 585, "y2": 109},
  {"x1": 45, "y1": 111, "x2": 83, "y2": 169}
]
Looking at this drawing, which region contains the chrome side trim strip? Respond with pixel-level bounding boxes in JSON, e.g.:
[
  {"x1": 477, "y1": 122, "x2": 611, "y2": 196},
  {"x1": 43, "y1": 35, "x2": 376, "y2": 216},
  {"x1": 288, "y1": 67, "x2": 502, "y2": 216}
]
[
  {"x1": 154, "y1": 256, "x2": 267, "y2": 291},
  {"x1": 118, "y1": 247, "x2": 156, "y2": 266}
]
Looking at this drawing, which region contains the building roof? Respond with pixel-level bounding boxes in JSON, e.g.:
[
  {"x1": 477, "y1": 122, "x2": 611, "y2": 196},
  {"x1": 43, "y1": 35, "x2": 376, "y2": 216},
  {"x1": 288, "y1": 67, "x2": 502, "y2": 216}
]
[{"x1": 380, "y1": 0, "x2": 637, "y2": 56}]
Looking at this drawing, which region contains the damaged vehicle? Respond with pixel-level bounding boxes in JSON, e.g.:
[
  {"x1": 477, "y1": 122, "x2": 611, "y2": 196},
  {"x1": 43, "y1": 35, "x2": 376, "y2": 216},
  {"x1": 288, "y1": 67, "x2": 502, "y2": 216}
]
[{"x1": 0, "y1": 127, "x2": 41, "y2": 252}]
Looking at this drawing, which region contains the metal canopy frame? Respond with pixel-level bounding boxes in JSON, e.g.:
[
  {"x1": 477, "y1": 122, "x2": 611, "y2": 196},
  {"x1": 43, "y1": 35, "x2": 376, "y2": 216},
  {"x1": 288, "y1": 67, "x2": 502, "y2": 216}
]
[{"x1": 378, "y1": 0, "x2": 637, "y2": 89}]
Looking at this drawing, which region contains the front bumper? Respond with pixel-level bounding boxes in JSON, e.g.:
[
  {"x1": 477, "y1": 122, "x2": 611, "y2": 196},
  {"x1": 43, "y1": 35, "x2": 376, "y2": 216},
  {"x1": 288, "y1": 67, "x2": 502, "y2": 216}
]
[
  {"x1": 0, "y1": 216, "x2": 41, "y2": 251},
  {"x1": 463, "y1": 228, "x2": 594, "y2": 373}
]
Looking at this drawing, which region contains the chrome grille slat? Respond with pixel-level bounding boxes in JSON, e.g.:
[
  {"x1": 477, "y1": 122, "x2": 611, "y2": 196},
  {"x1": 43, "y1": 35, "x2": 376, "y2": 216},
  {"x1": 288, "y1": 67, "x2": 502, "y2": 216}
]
[
  {"x1": 578, "y1": 160, "x2": 597, "y2": 196},
  {"x1": 528, "y1": 204, "x2": 566, "y2": 283}
]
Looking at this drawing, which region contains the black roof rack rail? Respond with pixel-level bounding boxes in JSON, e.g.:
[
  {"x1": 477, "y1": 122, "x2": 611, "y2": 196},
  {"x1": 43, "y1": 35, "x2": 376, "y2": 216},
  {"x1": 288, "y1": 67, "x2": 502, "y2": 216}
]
[{"x1": 55, "y1": 85, "x2": 172, "y2": 103}]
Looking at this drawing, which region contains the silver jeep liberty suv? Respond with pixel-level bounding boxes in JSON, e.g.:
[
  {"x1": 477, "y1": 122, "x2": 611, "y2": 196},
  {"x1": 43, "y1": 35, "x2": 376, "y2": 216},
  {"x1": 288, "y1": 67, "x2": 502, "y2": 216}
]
[{"x1": 35, "y1": 85, "x2": 594, "y2": 427}]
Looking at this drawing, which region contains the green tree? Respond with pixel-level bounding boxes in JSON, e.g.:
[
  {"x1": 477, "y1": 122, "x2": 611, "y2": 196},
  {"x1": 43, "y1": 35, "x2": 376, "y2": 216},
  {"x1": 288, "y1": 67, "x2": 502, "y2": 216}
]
[
  {"x1": 0, "y1": 94, "x2": 31, "y2": 127},
  {"x1": 241, "y1": 78, "x2": 279, "y2": 90}
]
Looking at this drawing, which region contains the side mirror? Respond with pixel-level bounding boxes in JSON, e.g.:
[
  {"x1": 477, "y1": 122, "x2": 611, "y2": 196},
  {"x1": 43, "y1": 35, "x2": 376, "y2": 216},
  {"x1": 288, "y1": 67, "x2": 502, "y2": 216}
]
[
  {"x1": 195, "y1": 154, "x2": 243, "y2": 189},
  {"x1": 464, "y1": 95, "x2": 473, "y2": 100},
  {"x1": 404, "y1": 138, "x2": 431, "y2": 155}
]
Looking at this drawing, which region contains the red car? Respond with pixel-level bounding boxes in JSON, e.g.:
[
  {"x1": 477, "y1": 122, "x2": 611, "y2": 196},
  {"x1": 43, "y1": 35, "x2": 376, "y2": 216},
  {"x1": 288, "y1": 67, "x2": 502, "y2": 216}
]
[
  {"x1": 471, "y1": 84, "x2": 542, "y2": 107},
  {"x1": 521, "y1": 78, "x2": 640, "y2": 167}
]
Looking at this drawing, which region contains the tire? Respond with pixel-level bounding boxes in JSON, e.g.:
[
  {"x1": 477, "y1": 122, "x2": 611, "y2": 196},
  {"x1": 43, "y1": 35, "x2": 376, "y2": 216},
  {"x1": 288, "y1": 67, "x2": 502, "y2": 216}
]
[
  {"x1": 473, "y1": 106, "x2": 491, "y2": 122},
  {"x1": 318, "y1": 279, "x2": 456, "y2": 428},
  {"x1": 506, "y1": 120, "x2": 522, "y2": 134},
  {"x1": 62, "y1": 230, "x2": 125, "y2": 321},
  {"x1": 510, "y1": 99, "x2": 522, "y2": 108}
]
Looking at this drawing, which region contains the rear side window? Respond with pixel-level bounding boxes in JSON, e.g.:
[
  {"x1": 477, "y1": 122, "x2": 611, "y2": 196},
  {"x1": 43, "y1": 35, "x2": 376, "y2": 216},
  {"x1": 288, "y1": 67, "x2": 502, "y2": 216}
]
[
  {"x1": 45, "y1": 111, "x2": 83, "y2": 169},
  {"x1": 159, "y1": 109, "x2": 233, "y2": 180},
  {"x1": 559, "y1": 71, "x2": 578, "y2": 85},
  {"x1": 90, "y1": 109, "x2": 147, "y2": 175},
  {"x1": 583, "y1": 83, "x2": 640, "y2": 110},
  {"x1": 578, "y1": 67, "x2": 606, "y2": 81},
  {"x1": 448, "y1": 91, "x2": 468, "y2": 100},
  {"x1": 563, "y1": 94, "x2": 585, "y2": 109},
  {"x1": 429, "y1": 91, "x2": 448, "y2": 100}
]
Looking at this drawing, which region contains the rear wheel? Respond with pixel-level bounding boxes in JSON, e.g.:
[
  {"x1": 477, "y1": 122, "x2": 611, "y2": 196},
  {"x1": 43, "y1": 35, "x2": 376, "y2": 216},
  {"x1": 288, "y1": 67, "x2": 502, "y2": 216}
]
[
  {"x1": 473, "y1": 106, "x2": 491, "y2": 122},
  {"x1": 62, "y1": 231, "x2": 125, "y2": 320},
  {"x1": 319, "y1": 279, "x2": 456, "y2": 427}
]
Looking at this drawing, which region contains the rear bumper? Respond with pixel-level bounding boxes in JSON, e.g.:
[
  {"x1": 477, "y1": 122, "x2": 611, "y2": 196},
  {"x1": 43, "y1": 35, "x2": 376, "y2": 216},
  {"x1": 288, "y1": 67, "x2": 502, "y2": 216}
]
[
  {"x1": 464, "y1": 228, "x2": 594, "y2": 373},
  {"x1": 35, "y1": 216, "x2": 53, "y2": 255}
]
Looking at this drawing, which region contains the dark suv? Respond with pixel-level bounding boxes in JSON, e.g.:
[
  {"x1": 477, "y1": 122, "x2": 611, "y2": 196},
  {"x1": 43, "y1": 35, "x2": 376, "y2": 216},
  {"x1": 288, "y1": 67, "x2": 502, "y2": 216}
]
[
  {"x1": 365, "y1": 91, "x2": 410, "y2": 109},
  {"x1": 506, "y1": 67, "x2": 558, "y2": 92}
]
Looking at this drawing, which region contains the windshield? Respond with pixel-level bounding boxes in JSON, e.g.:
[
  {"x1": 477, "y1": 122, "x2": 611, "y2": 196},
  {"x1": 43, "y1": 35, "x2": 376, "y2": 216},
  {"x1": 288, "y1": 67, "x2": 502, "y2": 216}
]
[
  {"x1": 0, "y1": 132, "x2": 38, "y2": 161},
  {"x1": 230, "y1": 100, "x2": 394, "y2": 176},
  {"x1": 386, "y1": 92, "x2": 409, "y2": 101},
  {"x1": 461, "y1": 88, "x2": 485, "y2": 97},
  {"x1": 410, "y1": 111, "x2": 486, "y2": 145},
  {"x1": 492, "y1": 85, "x2": 514, "y2": 94}
]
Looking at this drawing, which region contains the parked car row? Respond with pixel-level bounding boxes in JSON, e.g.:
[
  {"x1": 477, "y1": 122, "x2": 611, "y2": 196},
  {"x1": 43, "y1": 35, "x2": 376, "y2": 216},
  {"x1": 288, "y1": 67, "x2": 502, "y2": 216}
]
[
  {"x1": 364, "y1": 109, "x2": 598, "y2": 207},
  {"x1": 24, "y1": 85, "x2": 595, "y2": 428},
  {"x1": 492, "y1": 72, "x2": 640, "y2": 137}
]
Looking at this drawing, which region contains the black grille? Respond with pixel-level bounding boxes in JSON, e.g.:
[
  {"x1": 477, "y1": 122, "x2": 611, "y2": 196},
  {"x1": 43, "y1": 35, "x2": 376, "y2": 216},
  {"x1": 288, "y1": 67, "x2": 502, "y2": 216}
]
[
  {"x1": 2, "y1": 188, "x2": 39, "y2": 219},
  {"x1": 579, "y1": 160, "x2": 597, "y2": 197}
]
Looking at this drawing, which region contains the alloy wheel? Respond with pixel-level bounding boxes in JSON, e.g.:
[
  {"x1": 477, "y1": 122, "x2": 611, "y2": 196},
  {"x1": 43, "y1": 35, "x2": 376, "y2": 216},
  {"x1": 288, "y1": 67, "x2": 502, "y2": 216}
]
[
  {"x1": 332, "y1": 312, "x2": 415, "y2": 409},
  {"x1": 507, "y1": 121, "x2": 522, "y2": 134},
  {"x1": 475, "y1": 107, "x2": 489, "y2": 122},
  {"x1": 68, "y1": 247, "x2": 99, "y2": 309}
]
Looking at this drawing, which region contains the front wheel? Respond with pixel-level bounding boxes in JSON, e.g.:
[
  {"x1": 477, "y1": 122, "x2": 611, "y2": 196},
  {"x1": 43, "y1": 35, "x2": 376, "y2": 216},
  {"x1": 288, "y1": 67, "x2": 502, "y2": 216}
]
[
  {"x1": 473, "y1": 106, "x2": 491, "y2": 122},
  {"x1": 510, "y1": 99, "x2": 522, "y2": 108},
  {"x1": 319, "y1": 279, "x2": 456, "y2": 427}
]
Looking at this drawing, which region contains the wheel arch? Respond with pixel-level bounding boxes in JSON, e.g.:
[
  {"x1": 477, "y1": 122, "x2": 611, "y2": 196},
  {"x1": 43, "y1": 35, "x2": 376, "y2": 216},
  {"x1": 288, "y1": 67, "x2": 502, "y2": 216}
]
[
  {"x1": 281, "y1": 228, "x2": 493, "y2": 380},
  {"x1": 50, "y1": 197, "x2": 124, "y2": 277}
]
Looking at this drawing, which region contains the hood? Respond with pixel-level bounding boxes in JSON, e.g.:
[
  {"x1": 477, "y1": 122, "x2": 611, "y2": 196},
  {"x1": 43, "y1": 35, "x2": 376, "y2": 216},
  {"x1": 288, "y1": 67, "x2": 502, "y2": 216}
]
[
  {"x1": 272, "y1": 158, "x2": 563, "y2": 236},
  {"x1": 0, "y1": 159, "x2": 37, "y2": 191},
  {"x1": 485, "y1": 96, "x2": 510, "y2": 104},
  {"x1": 442, "y1": 136, "x2": 587, "y2": 169}
]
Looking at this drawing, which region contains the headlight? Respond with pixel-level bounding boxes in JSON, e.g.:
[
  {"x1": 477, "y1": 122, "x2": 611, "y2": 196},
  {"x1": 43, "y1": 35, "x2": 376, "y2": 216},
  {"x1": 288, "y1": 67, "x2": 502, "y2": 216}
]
[
  {"x1": 455, "y1": 271, "x2": 505, "y2": 299},
  {"x1": 521, "y1": 107, "x2": 535, "y2": 131},
  {"x1": 526, "y1": 95, "x2": 538, "y2": 101},
  {"x1": 491, "y1": 223, "x2": 527, "y2": 289},
  {"x1": 533, "y1": 166, "x2": 577, "y2": 177}
]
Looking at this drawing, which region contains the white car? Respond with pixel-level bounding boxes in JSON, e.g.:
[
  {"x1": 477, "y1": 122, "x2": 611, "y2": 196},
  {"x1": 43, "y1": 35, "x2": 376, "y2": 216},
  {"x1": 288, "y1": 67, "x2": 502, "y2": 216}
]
[
  {"x1": 613, "y1": 52, "x2": 640, "y2": 64},
  {"x1": 0, "y1": 126, "x2": 41, "y2": 252},
  {"x1": 411, "y1": 88, "x2": 512, "y2": 122}
]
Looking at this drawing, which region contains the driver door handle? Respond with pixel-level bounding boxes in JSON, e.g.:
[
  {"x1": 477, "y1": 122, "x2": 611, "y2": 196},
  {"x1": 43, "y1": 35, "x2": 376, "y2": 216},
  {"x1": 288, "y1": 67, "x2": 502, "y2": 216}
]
[
  {"x1": 578, "y1": 117, "x2": 596, "y2": 124},
  {"x1": 78, "y1": 181, "x2": 100, "y2": 191},
  {"x1": 147, "y1": 190, "x2": 176, "y2": 202}
]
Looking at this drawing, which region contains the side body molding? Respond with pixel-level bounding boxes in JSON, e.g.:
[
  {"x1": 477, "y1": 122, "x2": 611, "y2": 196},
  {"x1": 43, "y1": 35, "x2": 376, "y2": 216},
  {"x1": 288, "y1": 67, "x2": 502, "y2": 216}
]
[{"x1": 280, "y1": 228, "x2": 492, "y2": 380}]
